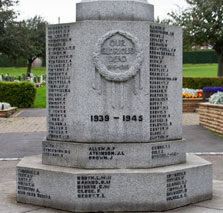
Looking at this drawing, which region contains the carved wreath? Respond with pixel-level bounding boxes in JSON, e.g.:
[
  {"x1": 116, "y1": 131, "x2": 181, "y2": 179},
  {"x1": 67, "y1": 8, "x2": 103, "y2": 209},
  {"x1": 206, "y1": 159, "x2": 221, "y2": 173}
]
[{"x1": 93, "y1": 30, "x2": 144, "y2": 82}]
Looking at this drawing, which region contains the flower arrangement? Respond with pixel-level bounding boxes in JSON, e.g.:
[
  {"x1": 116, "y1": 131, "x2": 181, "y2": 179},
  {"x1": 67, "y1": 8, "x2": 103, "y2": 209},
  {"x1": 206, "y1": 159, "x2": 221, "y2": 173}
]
[
  {"x1": 33, "y1": 83, "x2": 41, "y2": 88},
  {"x1": 203, "y1": 87, "x2": 223, "y2": 93},
  {"x1": 209, "y1": 92, "x2": 223, "y2": 104},
  {"x1": 182, "y1": 88, "x2": 203, "y2": 98},
  {"x1": 202, "y1": 87, "x2": 223, "y2": 100}
]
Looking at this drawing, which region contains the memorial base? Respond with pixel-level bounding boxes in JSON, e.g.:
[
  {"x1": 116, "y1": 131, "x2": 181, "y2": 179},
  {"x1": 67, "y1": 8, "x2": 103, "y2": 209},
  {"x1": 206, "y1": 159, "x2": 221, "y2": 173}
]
[
  {"x1": 42, "y1": 139, "x2": 186, "y2": 169},
  {"x1": 16, "y1": 154, "x2": 212, "y2": 212}
]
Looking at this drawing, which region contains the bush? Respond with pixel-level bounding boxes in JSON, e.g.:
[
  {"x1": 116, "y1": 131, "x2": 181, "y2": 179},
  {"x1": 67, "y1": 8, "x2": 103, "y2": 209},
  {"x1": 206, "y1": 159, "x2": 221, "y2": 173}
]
[
  {"x1": 183, "y1": 77, "x2": 223, "y2": 89},
  {"x1": 183, "y1": 50, "x2": 218, "y2": 64},
  {"x1": 0, "y1": 82, "x2": 36, "y2": 107}
]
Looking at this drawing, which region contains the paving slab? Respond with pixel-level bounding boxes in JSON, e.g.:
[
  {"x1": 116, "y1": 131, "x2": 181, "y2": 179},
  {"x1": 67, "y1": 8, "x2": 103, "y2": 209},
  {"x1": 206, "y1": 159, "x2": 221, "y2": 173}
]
[
  {"x1": 0, "y1": 117, "x2": 46, "y2": 133},
  {"x1": 182, "y1": 113, "x2": 199, "y2": 126},
  {"x1": 17, "y1": 108, "x2": 47, "y2": 117},
  {"x1": 183, "y1": 125, "x2": 223, "y2": 153},
  {"x1": 0, "y1": 161, "x2": 18, "y2": 183},
  {"x1": 0, "y1": 132, "x2": 45, "y2": 158}
]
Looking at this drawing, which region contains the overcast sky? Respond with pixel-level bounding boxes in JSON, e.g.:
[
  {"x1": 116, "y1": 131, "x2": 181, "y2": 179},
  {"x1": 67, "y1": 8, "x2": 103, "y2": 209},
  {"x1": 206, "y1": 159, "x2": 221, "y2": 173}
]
[{"x1": 14, "y1": 0, "x2": 189, "y2": 24}]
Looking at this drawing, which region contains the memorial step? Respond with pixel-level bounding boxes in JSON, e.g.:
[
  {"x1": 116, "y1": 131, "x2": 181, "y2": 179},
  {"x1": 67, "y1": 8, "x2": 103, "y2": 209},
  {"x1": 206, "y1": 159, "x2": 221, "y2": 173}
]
[
  {"x1": 17, "y1": 154, "x2": 212, "y2": 212},
  {"x1": 42, "y1": 139, "x2": 186, "y2": 169}
]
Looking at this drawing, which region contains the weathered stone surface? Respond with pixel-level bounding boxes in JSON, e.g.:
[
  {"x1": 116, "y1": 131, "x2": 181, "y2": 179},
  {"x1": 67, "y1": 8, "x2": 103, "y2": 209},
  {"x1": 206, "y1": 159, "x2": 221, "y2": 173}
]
[
  {"x1": 42, "y1": 139, "x2": 186, "y2": 169},
  {"x1": 47, "y1": 21, "x2": 182, "y2": 143},
  {"x1": 76, "y1": 0, "x2": 154, "y2": 22},
  {"x1": 2, "y1": 180, "x2": 223, "y2": 213},
  {"x1": 16, "y1": 1, "x2": 213, "y2": 212},
  {"x1": 16, "y1": 154, "x2": 212, "y2": 212}
]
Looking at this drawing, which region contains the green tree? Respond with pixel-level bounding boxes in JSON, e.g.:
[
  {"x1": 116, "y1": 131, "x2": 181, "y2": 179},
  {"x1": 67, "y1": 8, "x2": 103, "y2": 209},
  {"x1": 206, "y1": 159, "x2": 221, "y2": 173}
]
[
  {"x1": 168, "y1": 0, "x2": 223, "y2": 76},
  {"x1": 0, "y1": 0, "x2": 19, "y2": 56},
  {"x1": 15, "y1": 16, "x2": 46, "y2": 76}
]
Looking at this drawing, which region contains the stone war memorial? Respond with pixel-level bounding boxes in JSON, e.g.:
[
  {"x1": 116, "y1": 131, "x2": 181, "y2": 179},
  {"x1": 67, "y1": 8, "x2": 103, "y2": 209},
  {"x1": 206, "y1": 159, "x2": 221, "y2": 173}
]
[{"x1": 16, "y1": 0, "x2": 213, "y2": 212}]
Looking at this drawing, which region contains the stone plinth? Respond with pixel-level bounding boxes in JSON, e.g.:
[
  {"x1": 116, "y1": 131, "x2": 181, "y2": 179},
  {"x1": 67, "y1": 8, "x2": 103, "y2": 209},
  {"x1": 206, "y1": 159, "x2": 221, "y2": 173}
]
[
  {"x1": 42, "y1": 139, "x2": 186, "y2": 169},
  {"x1": 46, "y1": 21, "x2": 182, "y2": 143},
  {"x1": 16, "y1": 0, "x2": 213, "y2": 211},
  {"x1": 17, "y1": 154, "x2": 212, "y2": 212},
  {"x1": 76, "y1": 0, "x2": 154, "y2": 22}
]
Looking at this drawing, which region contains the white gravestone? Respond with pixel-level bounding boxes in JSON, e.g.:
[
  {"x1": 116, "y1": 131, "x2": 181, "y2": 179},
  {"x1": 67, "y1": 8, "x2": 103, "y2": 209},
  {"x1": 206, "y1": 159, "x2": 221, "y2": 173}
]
[
  {"x1": 40, "y1": 75, "x2": 43, "y2": 84},
  {"x1": 16, "y1": 0, "x2": 212, "y2": 212}
]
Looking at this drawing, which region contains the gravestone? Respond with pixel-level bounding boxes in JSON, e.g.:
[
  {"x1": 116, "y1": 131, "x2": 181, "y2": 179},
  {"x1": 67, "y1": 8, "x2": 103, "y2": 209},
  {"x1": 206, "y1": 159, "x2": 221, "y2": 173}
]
[
  {"x1": 22, "y1": 74, "x2": 26, "y2": 81},
  {"x1": 40, "y1": 75, "x2": 43, "y2": 84},
  {"x1": 16, "y1": 0, "x2": 212, "y2": 212}
]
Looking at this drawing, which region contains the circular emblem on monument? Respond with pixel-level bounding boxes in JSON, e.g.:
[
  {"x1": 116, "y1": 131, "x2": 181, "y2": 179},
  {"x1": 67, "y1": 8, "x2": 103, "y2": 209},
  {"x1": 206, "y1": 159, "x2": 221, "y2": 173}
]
[{"x1": 93, "y1": 30, "x2": 143, "y2": 82}]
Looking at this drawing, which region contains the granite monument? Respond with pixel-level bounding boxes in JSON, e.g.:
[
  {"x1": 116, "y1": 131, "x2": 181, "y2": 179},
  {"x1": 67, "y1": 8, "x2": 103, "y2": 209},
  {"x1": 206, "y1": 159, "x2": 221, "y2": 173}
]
[{"x1": 16, "y1": 0, "x2": 212, "y2": 212}]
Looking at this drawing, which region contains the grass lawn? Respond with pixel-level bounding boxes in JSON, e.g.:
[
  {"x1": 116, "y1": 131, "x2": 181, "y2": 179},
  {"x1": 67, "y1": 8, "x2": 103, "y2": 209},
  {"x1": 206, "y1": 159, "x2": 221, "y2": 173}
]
[
  {"x1": 183, "y1": 64, "x2": 218, "y2": 77},
  {"x1": 32, "y1": 84, "x2": 46, "y2": 108},
  {"x1": 0, "y1": 64, "x2": 218, "y2": 78},
  {"x1": 0, "y1": 67, "x2": 46, "y2": 77}
]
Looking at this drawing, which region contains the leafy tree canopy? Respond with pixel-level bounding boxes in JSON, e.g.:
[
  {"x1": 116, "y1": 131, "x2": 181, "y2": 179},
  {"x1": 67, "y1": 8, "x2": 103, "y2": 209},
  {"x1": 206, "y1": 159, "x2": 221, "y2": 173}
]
[
  {"x1": 15, "y1": 16, "x2": 46, "y2": 76},
  {"x1": 0, "y1": 0, "x2": 19, "y2": 55},
  {"x1": 167, "y1": 0, "x2": 223, "y2": 76},
  {"x1": 1, "y1": 2, "x2": 46, "y2": 76}
]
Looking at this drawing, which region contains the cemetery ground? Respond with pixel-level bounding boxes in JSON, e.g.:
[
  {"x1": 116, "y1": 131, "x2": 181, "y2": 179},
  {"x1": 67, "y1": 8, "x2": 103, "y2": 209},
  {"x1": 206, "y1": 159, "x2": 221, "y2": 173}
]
[
  {"x1": 0, "y1": 63, "x2": 219, "y2": 78},
  {"x1": 0, "y1": 67, "x2": 45, "y2": 77},
  {"x1": 0, "y1": 109, "x2": 223, "y2": 212}
]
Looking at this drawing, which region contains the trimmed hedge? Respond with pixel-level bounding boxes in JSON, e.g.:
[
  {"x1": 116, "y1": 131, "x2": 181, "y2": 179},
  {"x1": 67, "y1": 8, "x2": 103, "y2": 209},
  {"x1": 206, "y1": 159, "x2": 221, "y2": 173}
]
[
  {"x1": 0, "y1": 82, "x2": 36, "y2": 108},
  {"x1": 0, "y1": 54, "x2": 27, "y2": 67},
  {"x1": 183, "y1": 50, "x2": 218, "y2": 64},
  {"x1": 183, "y1": 77, "x2": 223, "y2": 89},
  {"x1": 0, "y1": 54, "x2": 45, "y2": 67}
]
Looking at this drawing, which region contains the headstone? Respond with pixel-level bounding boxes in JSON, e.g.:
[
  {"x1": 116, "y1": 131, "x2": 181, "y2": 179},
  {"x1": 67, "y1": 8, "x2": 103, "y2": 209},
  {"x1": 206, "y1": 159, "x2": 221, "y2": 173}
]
[
  {"x1": 22, "y1": 74, "x2": 26, "y2": 81},
  {"x1": 5, "y1": 73, "x2": 9, "y2": 81},
  {"x1": 30, "y1": 77, "x2": 34, "y2": 83},
  {"x1": 40, "y1": 75, "x2": 43, "y2": 84},
  {"x1": 32, "y1": 58, "x2": 42, "y2": 67},
  {"x1": 0, "y1": 75, "x2": 2, "y2": 81},
  {"x1": 16, "y1": 0, "x2": 212, "y2": 212}
]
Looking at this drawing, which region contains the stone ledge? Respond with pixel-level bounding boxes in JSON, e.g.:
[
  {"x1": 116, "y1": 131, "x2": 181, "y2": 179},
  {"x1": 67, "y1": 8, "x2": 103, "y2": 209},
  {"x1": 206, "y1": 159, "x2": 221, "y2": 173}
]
[
  {"x1": 200, "y1": 102, "x2": 223, "y2": 109},
  {"x1": 76, "y1": 0, "x2": 154, "y2": 22},
  {"x1": 42, "y1": 139, "x2": 186, "y2": 169},
  {"x1": 0, "y1": 107, "x2": 17, "y2": 118},
  {"x1": 16, "y1": 154, "x2": 212, "y2": 212},
  {"x1": 1, "y1": 180, "x2": 223, "y2": 213}
]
